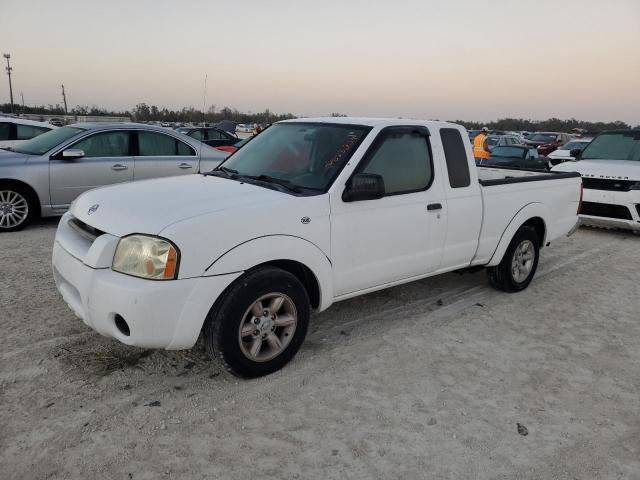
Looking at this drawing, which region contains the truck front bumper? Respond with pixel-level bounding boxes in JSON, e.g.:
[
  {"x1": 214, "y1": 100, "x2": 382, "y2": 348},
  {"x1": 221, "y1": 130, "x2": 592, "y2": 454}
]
[{"x1": 52, "y1": 240, "x2": 241, "y2": 350}]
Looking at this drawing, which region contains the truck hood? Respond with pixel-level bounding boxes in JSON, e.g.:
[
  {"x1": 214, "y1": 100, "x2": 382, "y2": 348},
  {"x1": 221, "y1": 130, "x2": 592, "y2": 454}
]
[
  {"x1": 552, "y1": 159, "x2": 640, "y2": 181},
  {"x1": 71, "y1": 174, "x2": 287, "y2": 237}
]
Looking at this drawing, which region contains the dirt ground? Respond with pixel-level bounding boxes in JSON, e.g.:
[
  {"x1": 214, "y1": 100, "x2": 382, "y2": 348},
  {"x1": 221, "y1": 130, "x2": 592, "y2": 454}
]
[{"x1": 1, "y1": 219, "x2": 639, "y2": 480}]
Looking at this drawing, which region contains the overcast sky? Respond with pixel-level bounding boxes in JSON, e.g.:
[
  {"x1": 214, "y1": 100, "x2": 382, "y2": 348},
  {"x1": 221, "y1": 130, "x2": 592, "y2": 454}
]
[{"x1": 2, "y1": 0, "x2": 639, "y2": 124}]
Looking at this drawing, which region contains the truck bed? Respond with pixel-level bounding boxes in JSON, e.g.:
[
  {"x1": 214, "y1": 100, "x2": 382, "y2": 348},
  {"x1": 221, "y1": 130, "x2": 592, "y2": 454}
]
[
  {"x1": 477, "y1": 166, "x2": 580, "y2": 186},
  {"x1": 472, "y1": 166, "x2": 582, "y2": 266}
]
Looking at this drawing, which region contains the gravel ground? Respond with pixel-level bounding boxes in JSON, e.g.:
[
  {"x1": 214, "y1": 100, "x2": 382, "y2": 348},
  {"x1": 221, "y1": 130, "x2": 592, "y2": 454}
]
[{"x1": 1, "y1": 219, "x2": 639, "y2": 479}]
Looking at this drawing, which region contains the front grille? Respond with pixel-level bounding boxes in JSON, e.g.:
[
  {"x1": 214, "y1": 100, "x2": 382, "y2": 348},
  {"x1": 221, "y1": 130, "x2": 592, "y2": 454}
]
[
  {"x1": 582, "y1": 178, "x2": 633, "y2": 192},
  {"x1": 68, "y1": 217, "x2": 104, "y2": 242},
  {"x1": 580, "y1": 201, "x2": 632, "y2": 220}
]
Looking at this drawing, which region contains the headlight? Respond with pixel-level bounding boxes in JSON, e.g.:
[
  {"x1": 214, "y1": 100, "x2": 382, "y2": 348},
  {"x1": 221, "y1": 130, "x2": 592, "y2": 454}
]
[{"x1": 112, "y1": 235, "x2": 179, "y2": 280}]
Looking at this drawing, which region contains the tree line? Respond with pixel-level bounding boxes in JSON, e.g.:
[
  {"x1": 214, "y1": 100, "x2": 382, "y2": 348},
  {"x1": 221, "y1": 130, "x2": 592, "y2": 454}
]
[
  {"x1": 0, "y1": 102, "x2": 295, "y2": 125},
  {"x1": 452, "y1": 117, "x2": 636, "y2": 134},
  {"x1": 1, "y1": 103, "x2": 637, "y2": 131}
]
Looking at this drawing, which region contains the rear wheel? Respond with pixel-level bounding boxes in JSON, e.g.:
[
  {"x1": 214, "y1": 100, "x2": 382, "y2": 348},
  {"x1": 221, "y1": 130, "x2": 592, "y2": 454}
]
[
  {"x1": 0, "y1": 184, "x2": 36, "y2": 232},
  {"x1": 487, "y1": 226, "x2": 540, "y2": 292},
  {"x1": 203, "y1": 266, "x2": 310, "y2": 377}
]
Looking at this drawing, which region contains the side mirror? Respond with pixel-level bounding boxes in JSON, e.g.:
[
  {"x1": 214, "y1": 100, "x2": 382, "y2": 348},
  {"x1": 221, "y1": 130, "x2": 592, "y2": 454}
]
[
  {"x1": 62, "y1": 149, "x2": 85, "y2": 160},
  {"x1": 569, "y1": 149, "x2": 582, "y2": 160},
  {"x1": 342, "y1": 173, "x2": 385, "y2": 202}
]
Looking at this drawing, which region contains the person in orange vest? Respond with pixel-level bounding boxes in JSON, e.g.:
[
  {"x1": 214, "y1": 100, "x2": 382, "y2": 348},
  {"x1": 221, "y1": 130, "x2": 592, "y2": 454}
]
[{"x1": 473, "y1": 127, "x2": 491, "y2": 165}]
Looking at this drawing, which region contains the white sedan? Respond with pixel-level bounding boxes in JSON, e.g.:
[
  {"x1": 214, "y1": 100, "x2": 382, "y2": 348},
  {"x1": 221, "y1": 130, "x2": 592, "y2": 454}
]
[
  {"x1": 0, "y1": 117, "x2": 55, "y2": 149},
  {"x1": 547, "y1": 139, "x2": 592, "y2": 165}
]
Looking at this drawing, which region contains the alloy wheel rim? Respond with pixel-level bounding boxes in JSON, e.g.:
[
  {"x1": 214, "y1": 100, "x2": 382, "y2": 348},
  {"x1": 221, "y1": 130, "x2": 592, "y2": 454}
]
[
  {"x1": 238, "y1": 293, "x2": 297, "y2": 362},
  {"x1": 0, "y1": 190, "x2": 28, "y2": 229},
  {"x1": 511, "y1": 239, "x2": 535, "y2": 283}
]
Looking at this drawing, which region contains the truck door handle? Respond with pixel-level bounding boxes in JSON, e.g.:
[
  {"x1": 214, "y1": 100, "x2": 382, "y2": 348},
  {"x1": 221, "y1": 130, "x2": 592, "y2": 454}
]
[
  {"x1": 111, "y1": 164, "x2": 128, "y2": 171},
  {"x1": 427, "y1": 203, "x2": 442, "y2": 211},
  {"x1": 178, "y1": 163, "x2": 193, "y2": 169}
]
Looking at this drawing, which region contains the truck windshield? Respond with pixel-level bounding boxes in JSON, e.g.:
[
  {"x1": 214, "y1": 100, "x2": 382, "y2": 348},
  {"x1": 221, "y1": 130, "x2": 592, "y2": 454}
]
[
  {"x1": 217, "y1": 122, "x2": 371, "y2": 191},
  {"x1": 581, "y1": 131, "x2": 640, "y2": 162},
  {"x1": 12, "y1": 126, "x2": 85, "y2": 155}
]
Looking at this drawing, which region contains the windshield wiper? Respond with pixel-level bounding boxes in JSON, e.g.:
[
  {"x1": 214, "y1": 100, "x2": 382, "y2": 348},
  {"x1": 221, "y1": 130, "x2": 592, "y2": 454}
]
[
  {"x1": 218, "y1": 166, "x2": 238, "y2": 175},
  {"x1": 205, "y1": 165, "x2": 238, "y2": 177},
  {"x1": 244, "y1": 174, "x2": 303, "y2": 193},
  {"x1": 206, "y1": 168, "x2": 308, "y2": 194}
]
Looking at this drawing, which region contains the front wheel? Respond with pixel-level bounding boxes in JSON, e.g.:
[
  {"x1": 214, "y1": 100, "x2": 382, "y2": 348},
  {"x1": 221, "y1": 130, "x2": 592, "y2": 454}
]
[
  {"x1": 0, "y1": 185, "x2": 35, "y2": 232},
  {"x1": 203, "y1": 266, "x2": 310, "y2": 377},
  {"x1": 487, "y1": 226, "x2": 540, "y2": 292}
]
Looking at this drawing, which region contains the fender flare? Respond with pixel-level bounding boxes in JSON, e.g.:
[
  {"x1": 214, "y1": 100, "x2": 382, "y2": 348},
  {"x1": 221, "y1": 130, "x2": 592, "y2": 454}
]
[
  {"x1": 204, "y1": 235, "x2": 334, "y2": 311},
  {"x1": 486, "y1": 203, "x2": 549, "y2": 267}
]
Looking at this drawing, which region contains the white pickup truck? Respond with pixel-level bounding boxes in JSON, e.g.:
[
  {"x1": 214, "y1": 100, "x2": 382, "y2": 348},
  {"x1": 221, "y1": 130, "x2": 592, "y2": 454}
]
[{"x1": 52, "y1": 118, "x2": 581, "y2": 377}]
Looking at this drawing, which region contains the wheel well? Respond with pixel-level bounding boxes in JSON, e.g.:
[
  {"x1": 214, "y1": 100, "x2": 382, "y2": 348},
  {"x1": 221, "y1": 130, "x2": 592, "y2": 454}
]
[
  {"x1": 522, "y1": 217, "x2": 546, "y2": 247},
  {"x1": 0, "y1": 179, "x2": 41, "y2": 217},
  {"x1": 260, "y1": 259, "x2": 321, "y2": 310}
]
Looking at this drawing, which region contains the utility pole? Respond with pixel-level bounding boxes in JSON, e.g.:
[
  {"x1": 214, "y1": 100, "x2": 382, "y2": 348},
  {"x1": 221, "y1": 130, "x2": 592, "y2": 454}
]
[
  {"x1": 3, "y1": 53, "x2": 14, "y2": 113},
  {"x1": 60, "y1": 84, "x2": 68, "y2": 115},
  {"x1": 20, "y1": 92, "x2": 24, "y2": 110}
]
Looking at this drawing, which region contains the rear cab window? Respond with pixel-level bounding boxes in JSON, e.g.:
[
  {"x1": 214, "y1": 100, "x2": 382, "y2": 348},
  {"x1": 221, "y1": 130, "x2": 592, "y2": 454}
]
[{"x1": 440, "y1": 128, "x2": 471, "y2": 188}]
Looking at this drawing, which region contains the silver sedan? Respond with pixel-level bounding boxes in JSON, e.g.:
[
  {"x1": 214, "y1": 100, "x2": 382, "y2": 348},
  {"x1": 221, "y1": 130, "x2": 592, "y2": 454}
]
[{"x1": 0, "y1": 123, "x2": 229, "y2": 231}]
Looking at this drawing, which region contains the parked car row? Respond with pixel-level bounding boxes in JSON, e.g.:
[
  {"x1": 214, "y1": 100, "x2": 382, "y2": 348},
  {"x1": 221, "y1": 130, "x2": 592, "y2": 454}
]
[
  {"x1": 524, "y1": 132, "x2": 573, "y2": 156},
  {"x1": 471, "y1": 129, "x2": 590, "y2": 162},
  {"x1": 3, "y1": 115, "x2": 638, "y2": 239}
]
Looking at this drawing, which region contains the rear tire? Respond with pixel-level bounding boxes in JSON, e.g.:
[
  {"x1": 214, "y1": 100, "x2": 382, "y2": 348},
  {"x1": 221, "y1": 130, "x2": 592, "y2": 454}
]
[
  {"x1": 0, "y1": 184, "x2": 36, "y2": 232},
  {"x1": 487, "y1": 226, "x2": 540, "y2": 292},
  {"x1": 203, "y1": 266, "x2": 310, "y2": 378}
]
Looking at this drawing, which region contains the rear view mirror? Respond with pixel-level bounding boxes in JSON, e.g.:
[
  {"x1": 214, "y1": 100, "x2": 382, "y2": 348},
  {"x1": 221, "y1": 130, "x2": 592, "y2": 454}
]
[
  {"x1": 569, "y1": 148, "x2": 582, "y2": 160},
  {"x1": 62, "y1": 149, "x2": 85, "y2": 160},
  {"x1": 342, "y1": 174, "x2": 385, "y2": 202}
]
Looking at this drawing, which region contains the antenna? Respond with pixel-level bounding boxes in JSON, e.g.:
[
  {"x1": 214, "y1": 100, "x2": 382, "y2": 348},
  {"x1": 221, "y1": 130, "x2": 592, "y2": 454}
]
[{"x1": 199, "y1": 74, "x2": 207, "y2": 160}]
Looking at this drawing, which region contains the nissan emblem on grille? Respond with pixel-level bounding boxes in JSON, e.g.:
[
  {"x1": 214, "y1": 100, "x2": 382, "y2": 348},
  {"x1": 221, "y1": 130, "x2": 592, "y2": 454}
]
[{"x1": 88, "y1": 204, "x2": 100, "y2": 215}]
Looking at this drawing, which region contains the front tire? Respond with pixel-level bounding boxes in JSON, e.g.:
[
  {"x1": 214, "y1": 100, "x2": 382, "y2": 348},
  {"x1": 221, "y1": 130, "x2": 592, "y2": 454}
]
[
  {"x1": 0, "y1": 184, "x2": 36, "y2": 232},
  {"x1": 487, "y1": 226, "x2": 540, "y2": 292},
  {"x1": 203, "y1": 266, "x2": 310, "y2": 378}
]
